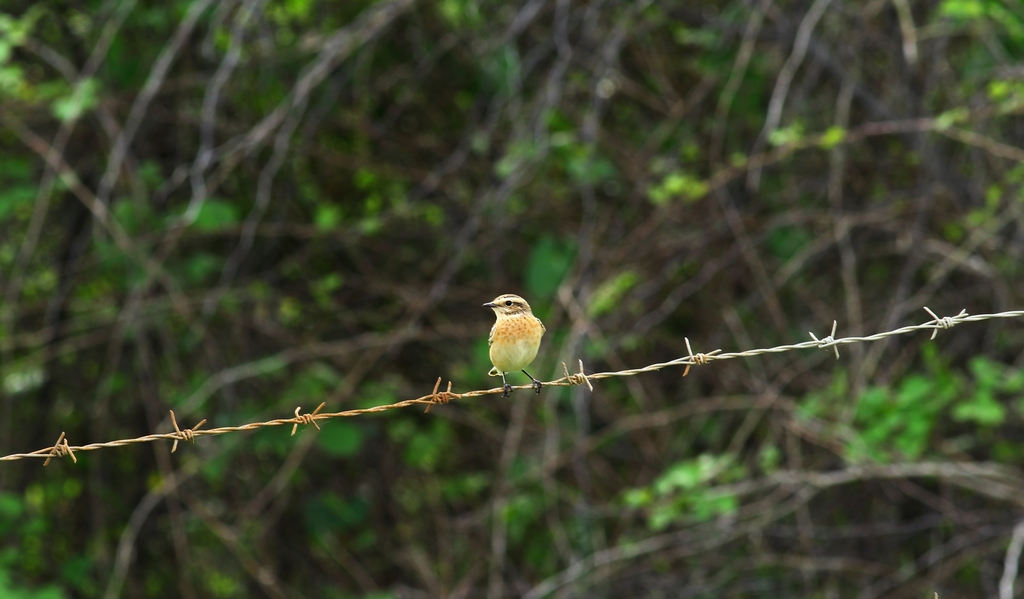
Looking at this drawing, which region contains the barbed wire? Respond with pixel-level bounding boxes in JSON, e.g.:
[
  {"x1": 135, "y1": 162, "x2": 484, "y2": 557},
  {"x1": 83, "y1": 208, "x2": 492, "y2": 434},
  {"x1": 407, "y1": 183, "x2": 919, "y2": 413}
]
[{"x1": 2, "y1": 306, "x2": 1020, "y2": 464}]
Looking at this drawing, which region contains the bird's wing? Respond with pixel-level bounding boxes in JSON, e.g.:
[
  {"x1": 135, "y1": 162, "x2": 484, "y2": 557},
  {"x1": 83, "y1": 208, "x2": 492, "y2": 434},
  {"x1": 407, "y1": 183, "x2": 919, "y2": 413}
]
[{"x1": 488, "y1": 322, "x2": 496, "y2": 347}]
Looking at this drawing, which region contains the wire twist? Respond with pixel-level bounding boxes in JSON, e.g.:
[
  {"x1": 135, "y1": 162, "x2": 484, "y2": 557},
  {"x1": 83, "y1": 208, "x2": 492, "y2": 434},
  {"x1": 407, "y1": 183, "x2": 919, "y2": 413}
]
[
  {"x1": 562, "y1": 359, "x2": 593, "y2": 390},
  {"x1": 169, "y1": 410, "x2": 207, "y2": 453},
  {"x1": 425, "y1": 377, "x2": 458, "y2": 413},
  {"x1": 809, "y1": 321, "x2": 841, "y2": 359},
  {"x1": 925, "y1": 306, "x2": 967, "y2": 340},
  {"x1": 682, "y1": 337, "x2": 722, "y2": 376},
  {"x1": 291, "y1": 402, "x2": 325, "y2": 436},
  {"x1": 43, "y1": 432, "x2": 76, "y2": 466}
]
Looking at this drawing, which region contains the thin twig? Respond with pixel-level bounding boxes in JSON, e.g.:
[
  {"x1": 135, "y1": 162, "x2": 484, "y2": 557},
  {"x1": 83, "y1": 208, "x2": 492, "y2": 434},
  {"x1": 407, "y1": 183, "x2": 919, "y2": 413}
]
[{"x1": 1001, "y1": 518, "x2": 1024, "y2": 599}]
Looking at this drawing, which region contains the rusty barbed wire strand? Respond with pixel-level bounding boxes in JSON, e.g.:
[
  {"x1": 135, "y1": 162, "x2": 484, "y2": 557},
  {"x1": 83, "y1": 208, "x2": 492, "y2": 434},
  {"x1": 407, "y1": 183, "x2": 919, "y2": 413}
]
[{"x1": 2, "y1": 307, "x2": 1020, "y2": 464}]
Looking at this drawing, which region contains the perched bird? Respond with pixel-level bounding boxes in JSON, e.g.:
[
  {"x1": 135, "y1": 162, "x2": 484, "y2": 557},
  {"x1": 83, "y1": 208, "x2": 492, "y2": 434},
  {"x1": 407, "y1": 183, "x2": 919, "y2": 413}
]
[{"x1": 484, "y1": 293, "x2": 546, "y2": 397}]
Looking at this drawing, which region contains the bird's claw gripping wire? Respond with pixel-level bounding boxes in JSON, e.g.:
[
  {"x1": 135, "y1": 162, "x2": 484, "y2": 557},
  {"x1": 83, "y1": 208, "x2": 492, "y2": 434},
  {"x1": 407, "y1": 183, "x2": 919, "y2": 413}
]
[{"x1": 522, "y1": 369, "x2": 542, "y2": 394}]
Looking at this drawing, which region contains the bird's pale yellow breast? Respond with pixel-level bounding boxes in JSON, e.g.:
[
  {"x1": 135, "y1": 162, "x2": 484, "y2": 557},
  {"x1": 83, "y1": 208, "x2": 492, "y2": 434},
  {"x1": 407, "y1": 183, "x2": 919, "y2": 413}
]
[{"x1": 488, "y1": 315, "x2": 544, "y2": 373}]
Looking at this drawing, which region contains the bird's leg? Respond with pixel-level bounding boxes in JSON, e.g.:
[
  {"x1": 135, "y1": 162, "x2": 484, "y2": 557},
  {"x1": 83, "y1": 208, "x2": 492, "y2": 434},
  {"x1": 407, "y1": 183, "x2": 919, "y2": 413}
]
[
  {"x1": 501, "y1": 371, "x2": 512, "y2": 397},
  {"x1": 522, "y1": 369, "x2": 542, "y2": 394}
]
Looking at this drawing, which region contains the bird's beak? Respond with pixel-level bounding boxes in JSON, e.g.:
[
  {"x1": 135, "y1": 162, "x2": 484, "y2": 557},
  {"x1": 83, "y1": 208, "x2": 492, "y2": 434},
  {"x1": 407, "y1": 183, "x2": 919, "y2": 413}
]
[{"x1": 482, "y1": 302, "x2": 496, "y2": 308}]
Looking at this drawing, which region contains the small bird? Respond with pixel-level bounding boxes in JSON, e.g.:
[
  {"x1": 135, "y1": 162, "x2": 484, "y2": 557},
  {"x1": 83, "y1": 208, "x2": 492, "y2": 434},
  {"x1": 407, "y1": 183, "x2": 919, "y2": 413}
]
[{"x1": 484, "y1": 293, "x2": 546, "y2": 397}]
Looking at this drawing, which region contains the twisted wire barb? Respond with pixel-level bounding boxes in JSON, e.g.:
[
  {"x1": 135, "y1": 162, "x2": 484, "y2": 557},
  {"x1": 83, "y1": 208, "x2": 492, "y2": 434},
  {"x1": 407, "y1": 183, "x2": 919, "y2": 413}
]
[
  {"x1": 681, "y1": 337, "x2": 721, "y2": 377},
  {"x1": 809, "y1": 320, "x2": 841, "y2": 359},
  {"x1": 291, "y1": 402, "x2": 325, "y2": 435},
  {"x1": 1, "y1": 307, "x2": 1018, "y2": 464},
  {"x1": 169, "y1": 410, "x2": 206, "y2": 453},
  {"x1": 424, "y1": 377, "x2": 456, "y2": 413}
]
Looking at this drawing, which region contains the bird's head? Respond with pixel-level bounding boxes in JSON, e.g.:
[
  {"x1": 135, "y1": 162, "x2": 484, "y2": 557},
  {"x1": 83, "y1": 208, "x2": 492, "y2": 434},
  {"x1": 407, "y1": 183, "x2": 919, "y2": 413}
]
[{"x1": 483, "y1": 294, "x2": 533, "y2": 317}]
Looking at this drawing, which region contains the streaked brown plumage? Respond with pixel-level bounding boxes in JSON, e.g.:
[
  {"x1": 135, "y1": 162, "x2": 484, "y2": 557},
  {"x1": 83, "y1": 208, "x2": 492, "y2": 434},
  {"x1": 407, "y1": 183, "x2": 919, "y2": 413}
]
[{"x1": 483, "y1": 293, "x2": 545, "y2": 396}]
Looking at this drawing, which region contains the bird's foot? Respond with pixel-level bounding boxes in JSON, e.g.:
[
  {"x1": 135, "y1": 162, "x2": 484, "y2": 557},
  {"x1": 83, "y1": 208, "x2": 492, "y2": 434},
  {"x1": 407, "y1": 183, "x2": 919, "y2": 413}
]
[
  {"x1": 502, "y1": 383, "x2": 513, "y2": 397},
  {"x1": 522, "y1": 370, "x2": 542, "y2": 395}
]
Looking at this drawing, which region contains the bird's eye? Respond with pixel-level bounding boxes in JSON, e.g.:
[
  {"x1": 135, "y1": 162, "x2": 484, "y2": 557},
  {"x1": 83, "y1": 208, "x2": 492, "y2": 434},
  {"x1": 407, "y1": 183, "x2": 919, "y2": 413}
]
[{"x1": 505, "y1": 300, "x2": 513, "y2": 306}]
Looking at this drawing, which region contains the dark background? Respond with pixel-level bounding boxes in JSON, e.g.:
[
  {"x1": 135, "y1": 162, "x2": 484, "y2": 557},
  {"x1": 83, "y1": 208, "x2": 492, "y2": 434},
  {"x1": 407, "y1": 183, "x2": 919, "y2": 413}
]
[{"x1": 2, "y1": 0, "x2": 1024, "y2": 597}]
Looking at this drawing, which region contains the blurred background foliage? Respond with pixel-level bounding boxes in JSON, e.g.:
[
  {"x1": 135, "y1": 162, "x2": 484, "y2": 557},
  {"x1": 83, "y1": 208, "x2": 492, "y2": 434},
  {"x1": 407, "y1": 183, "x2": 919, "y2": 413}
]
[{"x1": 1, "y1": 0, "x2": 1024, "y2": 597}]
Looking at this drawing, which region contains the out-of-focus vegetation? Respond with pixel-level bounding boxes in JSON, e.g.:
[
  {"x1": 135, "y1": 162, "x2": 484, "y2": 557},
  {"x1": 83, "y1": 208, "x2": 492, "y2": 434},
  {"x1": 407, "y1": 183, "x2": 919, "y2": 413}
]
[{"x1": 2, "y1": 0, "x2": 1024, "y2": 596}]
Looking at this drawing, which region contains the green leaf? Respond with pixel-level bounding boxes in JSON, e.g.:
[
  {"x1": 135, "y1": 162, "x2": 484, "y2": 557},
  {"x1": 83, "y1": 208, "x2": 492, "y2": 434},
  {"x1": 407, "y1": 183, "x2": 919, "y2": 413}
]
[
  {"x1": 252, "y1": 426, "x2": 294, "y2": 458},
  {"x1": 52, "y1": 78, "x2": 99, "y2": 123},
  {"x1": 653, "y1": 454, "x2": 728, "y2": 495},
  {"x1": 193, "y1": 200, "x2": 239, "y2": 231},
  {"x1": 495, "y1": 140, "x2": 536, "y2": 178},
  {"x1": 357, "y1": 381, "x2": 399, "y2": 409},
  {"x1": 647, "y1": 171, "x2": 708, "y2": 205},
  {"x1": 283, "y1": 363, "x2": 340, "y2": 403},
  {"x1": 566, "y1": 149, "x2": 616, "y2": 184},
  {"x1": 0, "y1": 157, "x2": 33, "y2": 182},
  {"x1": 648, "y1": 503, "x2": 679, "y2": 531},
  {"x1": 623, "y1": 488, "x2": 653, "y2": 508},
  {"x1": 278, "y1": 297, "x2": 301, "y2": 324},
  {"x1": 316, "y1": 421, "x2": 364, "y2": 457},
  {"x1": 758, "y1": 445, "x2": 780, "y2": 473},
  {"x1": 1003, "y1": 368, "x2": 1024, "y2": 392},
  {"x1": 0, "y1": 8, "x2": 43, "y2": 45},
  {"x1": 934, "y1": 107, "x2": 969, "y2": 131},
  {"x1": 0, "y1": 565, "x2": 66, "y2": 599},
  {"x1": 401, "y1": 419, "x2": 451, "y2": 471},
  {"x1": 437, "y1": 0, "x2": 482, "y2": 28},
  {"x1": 673, "y1": 26, "x2": 718, "y2": 47},
  {"x1": 968, "y1": 355, "x2": 1003, "y2": 389},
  {"x1": 818, "y1": 125, "x2": 847, "y2": 149},
  {"x1": 939, "y1": 0, "x2": 985, "y2": 19},
  {"x1": 0, "y1": 493, "x2": 22, "y2": 536},
  {"x1": 767, "y1": 121, "x2": 805, "y2": 147},
  {"x1": 0, "y1": 185, "x2": 36, "y2": 221},
  {"x1": 441, "y1": 473, "x2": 489, "y2": 502},
  {"x1": 691, "y1": 491, "x2": 738, "y2": 522},
  {"x1": 59, "y1": 555, "x2": 96, "y2": 596},
  {"x1": 311, "y1": 273, "x2": 343, "y2": 308},
  {"x1": 0, "y1": 64, "x2": 25, "y2": 96},
  {"x1": 953, "y1": 390, "x2": 1006, "y2": 426},
  {"x1": 314, "y1": 204, "x2": 342, "y2": 230},
  {"x1": 937, "y1": 0, "x2": 1024, "y2": 38},
  {"x1": 525, "y1": 236, "x2": 575, "y2": 300},
  {"x1": 304, "y1": 493, "x2": 367, "y2": 535},
  {"x1": 183, "y1": 253, "x2": 222, "y2": 285},
  {"x1": 766, "y1": 226, "x2": 812, "y2": 260},
  {"x1": 0, "y1": 493, "x2": 21, "y2": 520},
  {"x1": 588, "y1": 271, "x2": 638, "y2": 317}
]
